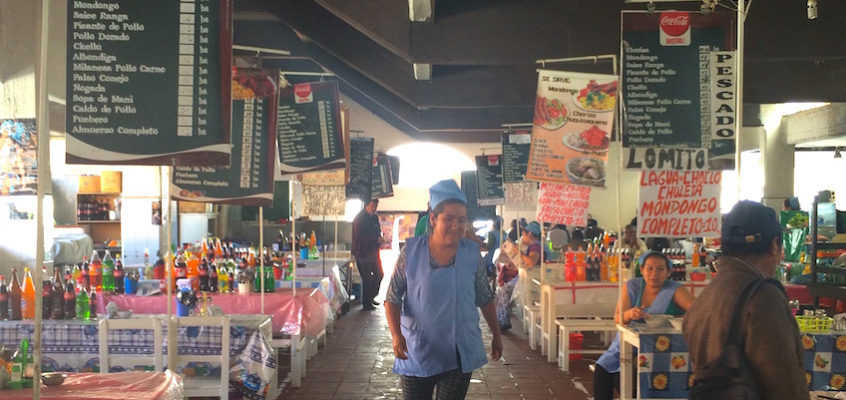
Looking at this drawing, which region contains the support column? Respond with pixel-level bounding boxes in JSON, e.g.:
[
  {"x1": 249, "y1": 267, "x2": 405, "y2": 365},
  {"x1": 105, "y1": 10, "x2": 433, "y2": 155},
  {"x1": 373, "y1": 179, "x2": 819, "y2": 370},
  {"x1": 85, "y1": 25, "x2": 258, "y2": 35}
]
[{"x1": 761, "y1": 105, "x2": 795, "y2": 211}]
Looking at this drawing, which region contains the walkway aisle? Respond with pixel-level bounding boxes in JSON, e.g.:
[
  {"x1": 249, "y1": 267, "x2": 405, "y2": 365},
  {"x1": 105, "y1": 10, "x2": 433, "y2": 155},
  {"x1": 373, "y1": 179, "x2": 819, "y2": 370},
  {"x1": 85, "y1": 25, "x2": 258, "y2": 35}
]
[{"x1": 277, "y1": 308, "x2": 597, "y2": 400}]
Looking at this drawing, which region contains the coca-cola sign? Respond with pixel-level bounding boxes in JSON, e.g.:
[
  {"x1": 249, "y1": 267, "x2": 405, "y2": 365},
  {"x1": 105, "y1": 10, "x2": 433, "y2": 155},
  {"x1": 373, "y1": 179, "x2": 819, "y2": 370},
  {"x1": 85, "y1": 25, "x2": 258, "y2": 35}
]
[
  {"x1": 294, "y1": 83, "x2": 313, "y2": 104},
  {"x1": 659, "y1": 11, "x2": 691, "y2": 46}
]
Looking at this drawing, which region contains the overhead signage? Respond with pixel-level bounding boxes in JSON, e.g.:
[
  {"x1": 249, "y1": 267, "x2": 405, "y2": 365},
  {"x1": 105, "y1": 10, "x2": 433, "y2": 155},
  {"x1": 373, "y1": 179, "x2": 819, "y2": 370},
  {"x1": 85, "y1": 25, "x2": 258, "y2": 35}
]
[
  {"x1": 526, "y1": 70, "x2": 617, "y2": 188},
  {"x1": 345, "y1": 137, "x2": 373, "y2": 201},
  {"x1": 475, "y1": 155, "x2": 505, "y2": 206},
  {"x1": 66, "y1": 0, "x2": 232, "y2": 165},
  {"x1": 501, "y1": 131, "x2": 531, "y2": 183},
  {"x1": 505, "y1": 182, "x2": 538, "y2": 212},
  {"x1": 300, "y1": 169, "x2": 346, "y2": 185},
  {"x1": 370, "y1": 153, "x2": 393, "y2": 199},
  {"x1": 276, "y1": 80, "x2": 346, "y2": 175},
  {"x1": 638, "y1": 170, "x2": 721, "y2": 238},
  {"x1": 621, "y1": 11, "x2": 736, "y2": 171},
  {"x1": 536, "y1": 182, "x2": 591, "y2": 227},
  {"x1": 302, "y1": 185, "x2": 345, "y2": 216},
  {"x1": 461, "y1": 171, "x2": 496, "y2": 222},
  {"x1": 171, "y1": 68, "x2": 277, "y2": 206}
]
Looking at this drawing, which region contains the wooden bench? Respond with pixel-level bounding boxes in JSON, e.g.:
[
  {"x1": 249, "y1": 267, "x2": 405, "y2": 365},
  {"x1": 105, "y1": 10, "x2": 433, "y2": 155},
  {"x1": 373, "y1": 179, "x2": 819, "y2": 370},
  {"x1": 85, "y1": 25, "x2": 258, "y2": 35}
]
[
  {"x1": 556, "y1": 318, "x2": 618, "y2": 372},
  {"x1": 545, "y1": 302, "x2": 616, "y2": 365}
]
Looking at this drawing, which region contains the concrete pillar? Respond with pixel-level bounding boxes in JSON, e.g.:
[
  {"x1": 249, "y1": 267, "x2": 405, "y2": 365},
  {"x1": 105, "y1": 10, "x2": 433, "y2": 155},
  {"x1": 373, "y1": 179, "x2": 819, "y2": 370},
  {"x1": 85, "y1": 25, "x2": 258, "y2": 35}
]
[
  {"x1": 761, "y1": 104, "x2": 795, "y2": 211},
  {"x1": 0, "y1": 0, "x2": 37, "y2": 119}
]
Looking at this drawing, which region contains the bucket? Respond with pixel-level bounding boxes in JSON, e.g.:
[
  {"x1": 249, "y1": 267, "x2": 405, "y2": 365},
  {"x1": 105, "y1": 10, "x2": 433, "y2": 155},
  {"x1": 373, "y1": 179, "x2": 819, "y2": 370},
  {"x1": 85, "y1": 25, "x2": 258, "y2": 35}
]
[{"x1": 569, "y1": 333, "x2": 584, "y2": 360}]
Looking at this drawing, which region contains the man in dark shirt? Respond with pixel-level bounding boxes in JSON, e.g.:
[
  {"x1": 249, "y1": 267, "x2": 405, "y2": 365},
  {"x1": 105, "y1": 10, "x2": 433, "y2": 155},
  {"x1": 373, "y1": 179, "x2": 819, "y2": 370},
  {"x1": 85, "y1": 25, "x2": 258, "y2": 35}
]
[{"x1": 352, "y1": 199, "x2": 383, "y2": 311}]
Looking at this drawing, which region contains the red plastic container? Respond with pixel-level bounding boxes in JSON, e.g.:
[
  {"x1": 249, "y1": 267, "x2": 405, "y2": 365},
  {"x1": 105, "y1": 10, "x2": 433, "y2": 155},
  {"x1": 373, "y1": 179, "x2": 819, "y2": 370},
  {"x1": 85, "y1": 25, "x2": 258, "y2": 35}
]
[{"x1": 569, "y1": 333, "x2": 584, "y2": 360}]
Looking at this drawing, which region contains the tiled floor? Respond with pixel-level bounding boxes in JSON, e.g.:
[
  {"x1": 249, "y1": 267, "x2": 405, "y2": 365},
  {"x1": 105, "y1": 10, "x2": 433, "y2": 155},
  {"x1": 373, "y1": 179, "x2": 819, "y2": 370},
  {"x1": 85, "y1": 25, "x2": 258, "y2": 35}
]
[{"x1": 276, "y1": 306, "x2": 599, "y2": 400}]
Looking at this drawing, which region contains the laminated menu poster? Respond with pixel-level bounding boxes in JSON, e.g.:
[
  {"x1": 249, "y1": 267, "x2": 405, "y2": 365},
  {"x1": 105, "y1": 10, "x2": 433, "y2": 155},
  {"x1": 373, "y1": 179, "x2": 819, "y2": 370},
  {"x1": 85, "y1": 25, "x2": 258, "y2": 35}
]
[
  {"x1": 460, "y1": 170, "x2": 496, "y2": 223},
  {"x1": 0, "y1": 119, "x2": 37, "y2": 195},
  {"x1": 621, "y1": 11, "x2": 736, "y2": 171},
  {"x1": 637, "y1": 170, "x2": 721, "y2": 238},
  {"x1": 276, "y1": 80, "x2": 346, "y2": 175},
  {"x1": 536, "y1": 182, "x2": 591, "y2": 227},
  {"x1": 371, "y1": 153, "x2": 394, "y2": 199},
  {"x1": 475, "y1": 155, "x2": 505, "y2": 206},
  {"x1": 526, "y1": 69, "x2": 617, "y2": 188},
  {"x1": 345, "y1": 137, "x2": 374, "y2": 201},
  {"x1": 502, "y1": 130, "x2": 531, "y2": 183},
  {"x1": 171, "y1": 68, "x2": 277, "y2": 206},
  {"x1": 66, "y1": 0, "x2": 232, "y2": 165}
]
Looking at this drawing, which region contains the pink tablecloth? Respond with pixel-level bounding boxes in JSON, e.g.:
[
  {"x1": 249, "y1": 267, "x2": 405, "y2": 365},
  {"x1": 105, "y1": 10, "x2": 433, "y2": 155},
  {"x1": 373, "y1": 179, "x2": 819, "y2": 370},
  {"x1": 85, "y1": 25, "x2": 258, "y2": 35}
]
[
  {"x1": 3, "y1": 370, "x2": 182, "y2": 400},
  {"x1": 100, "y1": 289, "x2": 329, "y2": 336}
]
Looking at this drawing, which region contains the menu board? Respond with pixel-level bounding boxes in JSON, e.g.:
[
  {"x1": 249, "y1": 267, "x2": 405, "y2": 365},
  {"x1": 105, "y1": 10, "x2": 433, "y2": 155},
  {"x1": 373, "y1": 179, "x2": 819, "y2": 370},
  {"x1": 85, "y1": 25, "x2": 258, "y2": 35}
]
[
  {"x1": 526, "y1": 70, "x2": 617, "y2": 187},
  {"x1": 171, "y1": 68, "x2": 277, "y2": 206},
  {"x1": 501, "y1": 131, "x2": 531, "y2": 183},
  {"x1": 345, "y1": 137, "x2": 374, "y2": 201},
  {"x1": 276, "y1": 80, "x2": 346, "y2": 175},
  {"x1": 388, "y1": 155, "x2": 401, "y2": 185},
  {"x1": 460, "y1": 171, "x2": 496, "y2": 223},
  {"x1": 370, "y1": 153, "x2": 394, "y2": 199},
  {"x1": 536, "y1": 183, "x2": 591, "y2": 227},
  {"x1": 638, "y1": 170, "x2": 721, "y2": 238},
  {"x1": 621, "y1": 11, "x2": 736, "y2": 170},
  {"x1": 0, "y1": 119, "x2": 37, "y2": 195},
  {"x1": 66, "y1": 0, "x2": 232, "y2": 165},
  {"x1": 475, "y1": 155, "x2": 505, "y2": 206}
]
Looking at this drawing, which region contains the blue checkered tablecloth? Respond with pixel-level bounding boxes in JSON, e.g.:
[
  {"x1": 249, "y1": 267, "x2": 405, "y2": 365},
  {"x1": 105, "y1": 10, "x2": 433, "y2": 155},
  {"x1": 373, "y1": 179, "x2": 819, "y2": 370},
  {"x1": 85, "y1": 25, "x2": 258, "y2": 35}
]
[
  {"x1": 802, "y1": 333, "x2": 846, "y2": 390},
  {"x1": 637, "y1": 333, "x2": 692, "y2": 398}
]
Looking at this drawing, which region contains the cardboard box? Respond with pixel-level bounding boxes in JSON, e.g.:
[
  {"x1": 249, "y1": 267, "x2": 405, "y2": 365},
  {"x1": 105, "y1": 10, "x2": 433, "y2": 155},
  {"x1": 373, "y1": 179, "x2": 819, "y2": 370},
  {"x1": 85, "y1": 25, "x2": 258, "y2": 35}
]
[
  {"x1": 178, "y1": 201, "x2": 208, "y2": 213},
  {"x1": 78, "y1": 175, "x2": 100, "y2": 193},
  {"x1": 100, "y1": 171, "x2": 122, "y2": 193}
]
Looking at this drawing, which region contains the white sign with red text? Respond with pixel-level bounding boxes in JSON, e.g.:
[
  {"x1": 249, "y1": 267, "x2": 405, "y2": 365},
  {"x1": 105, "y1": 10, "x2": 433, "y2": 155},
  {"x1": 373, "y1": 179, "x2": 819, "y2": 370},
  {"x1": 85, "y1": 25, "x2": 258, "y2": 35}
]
[
  {"x1": 536, "y1": 182, "x2": 591, "y2": 227},
  {"x1": 638, "y1": 170, "x2": 721, "y2": 238}
]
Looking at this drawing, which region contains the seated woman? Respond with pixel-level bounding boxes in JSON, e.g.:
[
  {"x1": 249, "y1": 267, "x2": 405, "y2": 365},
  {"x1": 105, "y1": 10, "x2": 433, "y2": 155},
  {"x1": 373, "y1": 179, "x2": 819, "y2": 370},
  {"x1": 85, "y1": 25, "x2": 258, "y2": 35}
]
[
  {"x1": 593, "y1": 251, "x2": 695, "y2": 400},
  {"x1": 495, "y1": 221, "x2": 542, "y2": 332}
]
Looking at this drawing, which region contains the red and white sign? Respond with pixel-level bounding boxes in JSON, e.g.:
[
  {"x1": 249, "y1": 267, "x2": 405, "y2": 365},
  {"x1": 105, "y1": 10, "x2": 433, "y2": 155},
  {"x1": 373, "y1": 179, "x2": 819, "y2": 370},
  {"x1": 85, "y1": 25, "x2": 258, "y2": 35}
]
[
  {"x1": 638, "y1": 171, "x2": 721, "y2": 238},
  {"x1": 294, "y1": 83, "x2": 313, "y2": 104},
  {"x1": 536, "y1": 182, "x2": 591, "y2": 227},
  {"x1": 659, "y1": 12, "x2": 691, "y2": 46}
]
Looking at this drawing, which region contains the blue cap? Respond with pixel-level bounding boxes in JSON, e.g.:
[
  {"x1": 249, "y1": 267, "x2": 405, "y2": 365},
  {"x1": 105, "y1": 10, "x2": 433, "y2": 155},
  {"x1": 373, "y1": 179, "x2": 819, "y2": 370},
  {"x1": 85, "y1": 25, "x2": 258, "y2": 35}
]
[
  {"x1": 429, "y1": 179, "x2": 467, "y2": 210},
  {"x1": 722, "y1": 200, "x2": 783, "y2": 244},
  {"x1": 525, "y1": 221, "x2": 541, "y2": 236}
]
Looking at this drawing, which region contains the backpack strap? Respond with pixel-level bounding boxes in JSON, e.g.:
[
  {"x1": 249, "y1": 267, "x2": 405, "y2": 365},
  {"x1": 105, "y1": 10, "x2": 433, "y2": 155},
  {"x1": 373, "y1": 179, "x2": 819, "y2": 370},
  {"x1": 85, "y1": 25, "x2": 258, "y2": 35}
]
[{"x1": 725, "y1": 278, "x2": 785, "y2": 348}]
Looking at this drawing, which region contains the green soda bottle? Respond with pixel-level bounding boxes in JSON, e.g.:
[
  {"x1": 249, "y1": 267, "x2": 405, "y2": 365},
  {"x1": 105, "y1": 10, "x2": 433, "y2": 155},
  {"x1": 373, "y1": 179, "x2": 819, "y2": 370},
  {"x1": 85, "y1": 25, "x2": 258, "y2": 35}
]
[
  {"x1": 102, "y1": 250, "x2": 115, "y2": 292},
  {"x1": 75, "y1": 286, "x2": 90, "y2": 320}
]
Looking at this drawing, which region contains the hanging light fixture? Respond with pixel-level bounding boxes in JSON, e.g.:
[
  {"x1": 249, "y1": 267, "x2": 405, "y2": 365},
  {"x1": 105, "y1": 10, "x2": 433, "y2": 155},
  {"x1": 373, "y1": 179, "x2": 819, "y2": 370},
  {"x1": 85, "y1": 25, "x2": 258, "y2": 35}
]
[
  {"x1": 808, "y1": 0, "x2": 819, "y2": 19},
  {"x1": 835, "y1": 147, "x2": 842, "y2": 159}
]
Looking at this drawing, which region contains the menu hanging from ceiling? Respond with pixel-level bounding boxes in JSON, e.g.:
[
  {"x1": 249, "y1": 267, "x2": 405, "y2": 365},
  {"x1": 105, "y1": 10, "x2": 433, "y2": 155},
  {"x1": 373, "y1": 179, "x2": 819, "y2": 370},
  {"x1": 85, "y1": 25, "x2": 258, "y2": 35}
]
[
  {"x1": 475, "y1": 155, "x2": 505, "y2": 206},
  {"x1": 461, "y1": 171, "x2": 496, "y2": 222},
  {"x1": 66, "y1": 0, "x2": 232, "y2": 165},
  {"x1": 171, "y1": 68, "x2": 277, "y2": 206},
  {"x1": 501, "y1": 130, "x2": 531, "y2": 183},
  {"x1": 638, "y1": 170, "x2": 722, "y2": 238},
  {"x1": 621, "y1": 11, "x2": 736, "y2": 171},
  {"x1": 345, "y1": 137, "x2": 374, "y2": 201},
  {"x1": 276, "y1": 80, "x2": 346, "y2": 175},
  {"x1": 370, "y1": 153, "x2": 394, "y2": 199}
]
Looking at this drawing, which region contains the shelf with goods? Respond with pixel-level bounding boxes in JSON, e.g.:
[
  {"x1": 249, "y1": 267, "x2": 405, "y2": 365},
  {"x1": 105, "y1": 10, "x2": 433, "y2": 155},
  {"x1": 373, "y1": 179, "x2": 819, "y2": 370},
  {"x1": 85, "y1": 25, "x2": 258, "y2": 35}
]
[
  {"x1": 807, "y1": 195, "x2": 846, "y2": 304},
  {"x1": 76, "y1": 192, "x2": 122, "y2": 254}
]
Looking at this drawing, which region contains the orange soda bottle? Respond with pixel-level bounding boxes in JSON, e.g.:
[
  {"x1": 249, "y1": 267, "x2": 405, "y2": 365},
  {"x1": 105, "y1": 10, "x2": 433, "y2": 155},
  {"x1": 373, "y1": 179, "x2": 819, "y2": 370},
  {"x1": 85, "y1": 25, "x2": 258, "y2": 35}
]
[
  {"x1": 576, "y1": 245, "x2": 587, "y2": 281},
  {"x1": 186, "y1": 251, "x2": 200, "y2": 291},
  {"x1": 22, "y1": 267, "x2": 36, "y2": 319}
]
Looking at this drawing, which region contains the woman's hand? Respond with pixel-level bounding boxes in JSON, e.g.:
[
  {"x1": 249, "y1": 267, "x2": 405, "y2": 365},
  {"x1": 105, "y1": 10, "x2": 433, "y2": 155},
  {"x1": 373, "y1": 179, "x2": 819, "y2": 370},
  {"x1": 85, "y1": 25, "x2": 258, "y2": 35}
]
[
  {"x1": 490, "y1": 335, "x2": 503, "y2": 361},
  {"x1": 392, "y1": 334, "x2": 409, "y2": 360},
  {"x1": 626, "y1": 306, "x2": 649, "y2": 323}
]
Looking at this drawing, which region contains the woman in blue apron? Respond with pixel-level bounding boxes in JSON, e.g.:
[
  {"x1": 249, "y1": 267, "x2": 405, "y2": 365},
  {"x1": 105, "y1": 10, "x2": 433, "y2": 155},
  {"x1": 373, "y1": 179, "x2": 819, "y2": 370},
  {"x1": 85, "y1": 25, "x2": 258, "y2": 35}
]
[
  {"x1": 593, "y1": 251, "x2": 695, "y2": 400},
  {"x1": 385, "y1": 179, "x2": 503, "y2": 400}
]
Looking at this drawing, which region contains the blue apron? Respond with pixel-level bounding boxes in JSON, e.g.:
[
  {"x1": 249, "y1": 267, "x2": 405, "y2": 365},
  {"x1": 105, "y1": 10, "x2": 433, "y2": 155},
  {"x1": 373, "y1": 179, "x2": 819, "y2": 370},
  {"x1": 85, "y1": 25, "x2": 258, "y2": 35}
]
[
  {"x1": 595, "y1": 278, "x2": 681, "y2": 373},
  {"x1": 393, "y1": 236, "x2": 488, "y2": 377}
]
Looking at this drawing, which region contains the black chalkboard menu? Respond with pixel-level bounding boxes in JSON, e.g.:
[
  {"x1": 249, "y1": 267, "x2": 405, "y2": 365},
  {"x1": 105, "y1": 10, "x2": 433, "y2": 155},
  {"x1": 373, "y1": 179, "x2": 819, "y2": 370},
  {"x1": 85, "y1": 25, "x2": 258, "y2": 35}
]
[
  {"x1": 171, "y1": 68, "x2": 277, "y2": 206},
  {"x1": 387, "y1": 155, "x2": 400, "y2": 185},
  {"x1": 371, "y1": 153, "x2": 394, "y2": 199},
  {"x1": 501, "y1": 131, "x2": 531, "y2": 183},
  {"x1": 66, "y1": 0, "x2": 232, "y2": 165},
  {"x1": 277, "y1": 80, "x2": 346, "y2": 175},
  {"x1": 461, "y1": 171, "x2": 496, "y2": 223},
  {"x1": 345, "y1": 137, "x2": 373, "y2": 201},
  {"x1": 475, "y1": 155, "x2": 505, "y2": 206}
]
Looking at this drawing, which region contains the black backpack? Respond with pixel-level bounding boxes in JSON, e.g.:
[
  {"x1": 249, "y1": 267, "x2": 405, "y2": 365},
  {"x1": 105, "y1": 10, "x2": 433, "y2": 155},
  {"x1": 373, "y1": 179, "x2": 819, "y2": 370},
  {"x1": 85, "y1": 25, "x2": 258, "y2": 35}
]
[{"x1": 688, "y1": 278, "x2": 784, "y2": 400}]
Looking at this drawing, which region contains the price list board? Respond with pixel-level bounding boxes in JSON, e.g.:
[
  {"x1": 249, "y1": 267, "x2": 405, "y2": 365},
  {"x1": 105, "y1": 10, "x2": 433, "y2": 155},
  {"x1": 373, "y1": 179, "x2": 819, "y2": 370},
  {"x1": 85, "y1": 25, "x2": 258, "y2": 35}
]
[
  {"x1": 277, "y1": 81, "x2": 346, "y2": 175},
  {"x1": 370, "y1": 153, "x2": 394, "y2": 199},
  {"x1": 460, "y1": 171, "x2": 496, "y2": 223},
  {"x1": 475, "y1": 155, "x2": 505, "y2": 206},
  {"x1": 171, "y1": 69, "x2": 277, "y2": 206},
  {"x1": 345, "y1": 137, "x2": 374, "y2": 201},
  {"x1": 66, "y1": 0, "x2": 232, "y2": 165},
  {"x1": 501, "y1": 131, "x2": 531, "y2": 183}
]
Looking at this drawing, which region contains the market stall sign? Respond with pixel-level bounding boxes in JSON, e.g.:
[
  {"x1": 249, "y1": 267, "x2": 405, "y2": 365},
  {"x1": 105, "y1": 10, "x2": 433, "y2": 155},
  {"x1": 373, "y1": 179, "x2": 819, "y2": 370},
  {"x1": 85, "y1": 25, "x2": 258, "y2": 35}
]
[
  {"x1": 276, "y1": 80, "x2": 346, "y2": 175},
  {"x1": 621, "y1": 11, "x2": 736, "y2": 171},
  {"x1": 345, "y1": 137, "x2": 374, "y2": 201},
  {"x1": 370, "y1": 153, "x2": 394, "y2": 199},
  {"x1": 505, "y1": 182, "x2": 538, "y2": 212},
  {"x1": 171, "y1": 68, "x2": 277, "y2": 206},
  {"x1": 300, "y1": 169, "x2": 346, "y2": 186},
  {"x1": 536, "y1": 182, "x2": 591, "y2": 227},
  {"x1": 475, "y1": 155, "x2": 505, "y2": 206},
  {"x1": 501, "y1": 131, "x2": 531, "y2": 183},
  {"x1": 461, "y1": 170, "x2": 496, "y2": 223},
  {"x1": 302, "y1": 185, "x2": 345, "y2": 216},
  {"x1": 637, "y1": 170, "x2": 721, "y2": 238},
  {"x1": 526, "y1": 70, "x2": 617, "y2": 188},
  {"x1": 66, "y1": 0, "x2": 232, "y2": 165}
]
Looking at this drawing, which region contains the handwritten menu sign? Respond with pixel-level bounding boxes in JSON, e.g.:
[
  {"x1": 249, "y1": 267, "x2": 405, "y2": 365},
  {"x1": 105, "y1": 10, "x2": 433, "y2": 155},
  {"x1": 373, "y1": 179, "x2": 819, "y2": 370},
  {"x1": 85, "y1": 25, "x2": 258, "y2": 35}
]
[
  {"x1": 66, "y1": 0, "x2": 232, "y2": 165},
  {"x1": 638, "y1": 170, "x2": 721, "y2": 238},
  {"x1": 475, "y1": 155, "x2": 505, "y2": 206},
  {"x1": 502, "y1": 131, "x2": 531, "y2": 183},
  {"x1": 526, "y1": 70, "x2": 617, "y2": 187},
  {"x1": 460, "y1": 171, "x2": 496, "y2": 222},
  {"x1": 171, "y1": 68, "x2": 277, "y2": 206},
  {"x1": 621, "y1": 11, "x2": 735, "y2": 170},
  {"x1": 345, "y1": 137, "x2": 373, "y2": 201},
  {"x1": 371, "y1": 153, "x2": 394, "y2": 199},
  {"x1": 536, "y1": 182, "x2": 591, "y2": 227},
  {"x1": 277, "y1": 80, "x2": 345, "y2": 175}
]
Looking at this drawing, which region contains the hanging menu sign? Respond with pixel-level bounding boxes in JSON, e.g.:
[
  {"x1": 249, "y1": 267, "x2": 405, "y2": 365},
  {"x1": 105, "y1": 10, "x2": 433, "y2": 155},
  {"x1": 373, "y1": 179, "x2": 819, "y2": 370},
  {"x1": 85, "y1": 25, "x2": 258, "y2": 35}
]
[
  {"x1": 475, "y1": 155, "x2": 505, "y2": 206},
  {"x1": 370, "y1": 153, "x2": 394, "y2": 199},
  {"x1": 66, "y1": 0, "x2": 232, "y2": 165},
  {"x1": 621, "y1": 11, "x2": 736, "y2": 170},
  {"x1": 638, "y1": 170, "x2": 722, "y2": 238},
  {"x1": 171, "y1": 68, "x2": 277, "y2": 206},
  {"x1": 501, "y1": 131, "x2": 531, "y2": 183},
  {"x1": 345, "y1": 137, "x2": 374, "y2": 201},
  {"x1": 276, "y1": 80, "x2": 346, "y2": 175},
  {"x1": 461, "y1": 171, "x2": 496, "y2": 222}
]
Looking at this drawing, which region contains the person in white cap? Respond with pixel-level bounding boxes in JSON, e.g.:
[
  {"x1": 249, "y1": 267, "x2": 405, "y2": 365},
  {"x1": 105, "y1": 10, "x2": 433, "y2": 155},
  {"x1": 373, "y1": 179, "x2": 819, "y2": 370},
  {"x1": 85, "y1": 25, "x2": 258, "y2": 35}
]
[{"x1": 385, "y1": 179, "x2": 502, "y2": 400}]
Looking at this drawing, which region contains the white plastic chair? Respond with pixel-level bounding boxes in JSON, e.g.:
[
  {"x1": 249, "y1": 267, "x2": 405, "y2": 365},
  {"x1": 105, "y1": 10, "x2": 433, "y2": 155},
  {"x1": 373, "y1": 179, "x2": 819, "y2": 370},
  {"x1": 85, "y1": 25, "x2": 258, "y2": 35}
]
[
  {"x1": 98, "y1": 317, "x2": 163, "y2": 373},
  {"x1": 168, "y1": 316, "x2": 230, "y2": 399}
]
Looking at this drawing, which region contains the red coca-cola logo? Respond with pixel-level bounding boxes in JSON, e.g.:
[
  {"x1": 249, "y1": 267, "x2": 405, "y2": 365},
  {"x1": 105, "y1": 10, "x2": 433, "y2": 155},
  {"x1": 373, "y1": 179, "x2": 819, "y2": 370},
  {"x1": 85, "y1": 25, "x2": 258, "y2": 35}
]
[
  {"x1": 660, "y1": 12, "x2": 690, "y2": 36},
  {"x1": 294, "y1": 84, "x2": 312, "y2": 98}
]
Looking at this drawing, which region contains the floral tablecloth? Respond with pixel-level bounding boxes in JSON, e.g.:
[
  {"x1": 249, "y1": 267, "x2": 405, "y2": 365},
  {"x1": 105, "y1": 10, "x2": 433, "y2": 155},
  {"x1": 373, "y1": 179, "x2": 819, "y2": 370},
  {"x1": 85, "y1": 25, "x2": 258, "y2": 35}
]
[
  {"x1": 637, "y1": 333, "x2": 692, "y2": 398},
  {"x1": 802, "y1": 333, "x2": 846, "y2": 390}
]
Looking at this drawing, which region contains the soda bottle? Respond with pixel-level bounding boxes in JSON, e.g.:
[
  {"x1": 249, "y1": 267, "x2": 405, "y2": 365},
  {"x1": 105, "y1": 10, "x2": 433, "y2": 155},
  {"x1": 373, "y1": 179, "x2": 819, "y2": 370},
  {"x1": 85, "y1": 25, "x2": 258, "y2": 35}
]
[
  {"x1": 102, "y1": 250, "x2": 115, "y2": 292},
  {"x1": 0, "y1": 276, "x2": 8, "y2": 320},
  {"x1": 81, "y1": 257, "x2": 90, "y2": 290},
  {"x1": 89, "y1": 286, "x2": 99, "y2": 319},
  {"x1": 214, "y1": 238, "x2": 224, "y2": 259},
  {"x1": 9, "y1": 269, "x2": 22, "y2": 320},
  {"x1": 187, "y1": 251, "x2": 200, "y2": 292},
  {"x1": 51, "y1": 266, "x2": 65, "y2": 320},
  {"x1": 21, "y1": 267, "x2": 36, "y2": 319},
  {"x1": 175, "y1": 252, "x2": 188, "y2": 282},
  {"x1": 64, "y1": 281, "x2": 76, "y2": 319},
  {"x1": 72, "y1": 264, "x2": 81, "y2": 286},
  {"x1": 209, "y1": 261, "x2": 218, "y2": 291},
  {"x1": 199, "y1": 257, "x2": 210, "y2": 292},
  {"x1": 575, "y1": 246, "x2": 587, "y2": 282},
  {"x1": 89, "y1": 251, "x2": 102, "y2": 289},
  {"x1": 218, "y1": 263, "x2": 229, "y2": 293},
  {"x1": 227, "y1": 264, "x2": 236, "y2": 292},
  {"x1": 114, "y1": 255, "x2": 124, "y2": 294},
  {"x1": 42, "y1": 268, "x2": 53, "y2": 319},
  {"x1": 599, "y1": 246, "x2": 609, "y2": 281},
  {"x1": 76, "y1": 286, "x2": 90, "y2": 320}
]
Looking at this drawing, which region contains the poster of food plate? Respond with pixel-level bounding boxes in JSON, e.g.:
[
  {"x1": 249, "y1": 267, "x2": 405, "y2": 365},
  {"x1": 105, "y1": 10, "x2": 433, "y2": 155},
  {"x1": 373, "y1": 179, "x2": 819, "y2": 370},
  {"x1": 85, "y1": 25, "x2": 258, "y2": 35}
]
[{"x1": 525, "y1": 70, "x2": 617, "y2": 188}]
